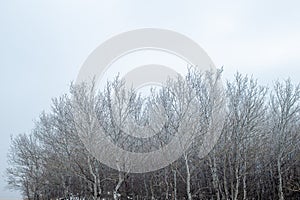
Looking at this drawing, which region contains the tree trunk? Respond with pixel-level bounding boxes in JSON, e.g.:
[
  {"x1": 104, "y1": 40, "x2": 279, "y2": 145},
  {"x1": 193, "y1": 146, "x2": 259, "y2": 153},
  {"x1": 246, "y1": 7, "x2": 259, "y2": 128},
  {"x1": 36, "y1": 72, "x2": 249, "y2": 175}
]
[
  {"x1": 234, "y1": 166, "x2": 240, "y2": 200},
  {"x1": 173, "y1": 169, "x2": 177, "y2": 200},
  {"x1": 88, "y1": 156, "x2": 98, "y2": 199},
  {"x1": 114, "y1": 171, "x2": 124, "y2": 200},
  {"x1": 243, "y1": 159, "x2": 247, "y2": 200},
  {"x1": 209, "y1": 154, "x2": 220, "y2": 200},
  {"x1": 165, "y1": 168, "x2": 169, "y2": 199},
  {"x1": 277, "y1": 157, "x2": 284, "y2": 200},
  {"x1": 184, "y1": 154, "x2": 192, "y2": 200},
  {"x1": 243, "y1": 173, "x2": 247, "y2": 200},
  {"x1": 223, "y1": 156, "x2": 229, "y2": 200}
]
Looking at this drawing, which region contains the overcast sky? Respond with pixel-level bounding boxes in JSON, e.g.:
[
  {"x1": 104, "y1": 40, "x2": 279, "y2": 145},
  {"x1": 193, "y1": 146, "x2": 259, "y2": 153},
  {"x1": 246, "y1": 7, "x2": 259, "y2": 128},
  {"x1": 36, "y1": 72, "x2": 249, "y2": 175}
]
[{"x1": 1, "y1": 0, "x2": 300, "y2": 199}]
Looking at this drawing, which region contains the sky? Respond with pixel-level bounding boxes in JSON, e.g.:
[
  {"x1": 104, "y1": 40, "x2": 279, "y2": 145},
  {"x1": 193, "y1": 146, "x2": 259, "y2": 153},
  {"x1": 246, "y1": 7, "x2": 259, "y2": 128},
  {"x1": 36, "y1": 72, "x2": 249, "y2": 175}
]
[{"x1": 0, "y1": 0, "x2": 300, "y2": 199}]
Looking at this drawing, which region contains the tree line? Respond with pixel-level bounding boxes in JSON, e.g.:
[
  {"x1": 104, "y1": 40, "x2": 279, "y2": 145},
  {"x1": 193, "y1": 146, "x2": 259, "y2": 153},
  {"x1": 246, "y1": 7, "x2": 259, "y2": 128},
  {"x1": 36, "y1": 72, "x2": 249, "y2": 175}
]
[{"x1": 6, "y1": 68, "x2": 300, "y2": 200}]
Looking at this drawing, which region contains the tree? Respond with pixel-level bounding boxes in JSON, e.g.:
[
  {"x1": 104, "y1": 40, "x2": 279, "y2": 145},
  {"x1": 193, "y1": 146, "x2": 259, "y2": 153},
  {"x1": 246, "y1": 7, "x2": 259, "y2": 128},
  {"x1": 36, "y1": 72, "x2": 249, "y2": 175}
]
[
  {"x1": 6, "y1": 69, "x2": 300, "y2": 200},
  {"x1": 270, "y1": 79, "x2": 300, "y2": 200}
]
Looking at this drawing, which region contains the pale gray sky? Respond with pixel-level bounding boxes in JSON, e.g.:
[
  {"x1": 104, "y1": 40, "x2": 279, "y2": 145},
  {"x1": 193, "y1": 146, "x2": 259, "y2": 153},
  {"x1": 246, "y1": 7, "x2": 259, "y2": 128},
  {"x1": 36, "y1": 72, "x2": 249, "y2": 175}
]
[{"x1": 1, "y1": 0, "x2": 300, "y2": 199}]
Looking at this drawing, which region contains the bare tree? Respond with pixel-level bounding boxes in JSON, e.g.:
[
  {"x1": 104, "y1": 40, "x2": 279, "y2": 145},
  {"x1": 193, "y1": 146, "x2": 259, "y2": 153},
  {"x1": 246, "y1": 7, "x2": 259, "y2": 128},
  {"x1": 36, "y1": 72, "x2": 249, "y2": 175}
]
[
  {"x1": 7, "y1": 133, "x2": 45, "y2": 200},
  {"x1": 6, "y1": 70, "x2": 300, "y2": 200},
  {"x1": 224, "y1": 73, "x2": 267, "y2": 200},
  {"x1": 270, "y1": 79, "x2": 300, "y2": 200}
]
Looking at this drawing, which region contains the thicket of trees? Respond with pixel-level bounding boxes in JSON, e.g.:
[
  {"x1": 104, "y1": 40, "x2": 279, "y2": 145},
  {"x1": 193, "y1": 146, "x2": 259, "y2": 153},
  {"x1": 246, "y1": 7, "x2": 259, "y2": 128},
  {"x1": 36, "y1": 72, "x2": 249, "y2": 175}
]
[{"x1": 6, "y1": 69, "x2": 300, "y2": 200}]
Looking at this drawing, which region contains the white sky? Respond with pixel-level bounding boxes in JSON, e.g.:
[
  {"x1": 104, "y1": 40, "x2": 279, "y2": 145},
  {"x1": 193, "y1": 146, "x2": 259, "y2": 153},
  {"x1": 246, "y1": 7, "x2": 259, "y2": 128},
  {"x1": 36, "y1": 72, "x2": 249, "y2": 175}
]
[{"x1": 0, "y1": 0, "x2": 300, "y2": 198}]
